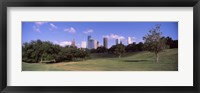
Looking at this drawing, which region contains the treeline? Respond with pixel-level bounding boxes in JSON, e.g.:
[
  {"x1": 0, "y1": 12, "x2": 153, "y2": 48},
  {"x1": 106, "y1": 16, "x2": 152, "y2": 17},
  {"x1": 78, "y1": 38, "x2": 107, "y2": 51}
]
[
  {"x1": 163, "y1": 36, "x2": 178, "y2": 49},
  {"x1": 125, "y1": 36, "x2": 178, "y2": 52},
  {"x1": 22, "y1": 36, "x2": 177, "y2": 63},
  {"x1": 22, "y1": 40, "x2": 89, "y2": 63}
]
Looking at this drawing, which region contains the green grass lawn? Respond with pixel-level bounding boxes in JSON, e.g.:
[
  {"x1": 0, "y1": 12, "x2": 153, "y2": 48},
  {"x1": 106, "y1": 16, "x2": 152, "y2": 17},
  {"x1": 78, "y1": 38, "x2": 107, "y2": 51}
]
[{"x1": 22, "y1": 48, "x2": 178, "y2": 71}]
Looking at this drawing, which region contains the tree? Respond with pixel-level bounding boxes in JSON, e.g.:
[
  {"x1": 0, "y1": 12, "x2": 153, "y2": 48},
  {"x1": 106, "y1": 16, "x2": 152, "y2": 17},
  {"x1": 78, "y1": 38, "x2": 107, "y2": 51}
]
[
  {"x1": 22, "y1": 42, "x2": 35, "y2": 62},
  {"x1": 108, "y1": 45, "x2": 116, "y2": 54},
  {"x1": 135, "y1": 42, "x2": 144, "y2": 51},
  {"x1": 114, "y1": 44, "x2": 126, "y2": 58},
  {"x1": 143, "y1": 25, "x2": 166, "y2": 62},
  {"x1": 22, "y1": 40, "x2": 61, "y2": 63},
  {"x1": 96, "y1": 46, "x2": 107, "y2": 53},
  {"x1": 125, "y1": 42, "x2": 136, "y2": 52},
  {"x1": 55, "y1": 45, "x2": 89, "y2": 62},
  {"x1": 165, "y1": 36, "x2": 173, "y2": 48},
  {"x1": 161, "y1": 36, "x2": 178, "y2": 49},
  {"x1": 22, "y1": 40, "x2": 43, "y2": 63},
  {"x1": 171, "y1": 40, "x2": 178, "y2": 48}
]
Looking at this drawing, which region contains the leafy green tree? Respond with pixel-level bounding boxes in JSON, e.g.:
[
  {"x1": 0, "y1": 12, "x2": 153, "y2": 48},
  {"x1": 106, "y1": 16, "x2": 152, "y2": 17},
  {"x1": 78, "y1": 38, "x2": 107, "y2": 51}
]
[
  {"x1": 125, "y1": 42, "x2": 136, "y2": 52},
  {"x1": 90, "y1": 49, "x2": 97, "y2": 53},
  {"x1": 55, "y1": 45, "x2": 89, "y2": 62},
  {"x1": 143, "y1": 25, "x2": 166, "y2": 62},
  {"x1": 171, "y1": 40, "x2": 178, "y2": 48},
  {"x1": 55, "y1": 47, "x2": 73, "y2": 61},
  {"x1": 114, "y1": 44, "x2": 126, "y2": 58},
  {"x1": 22, "y1": 40, "x2": 61, "y2": 63},
  {"x1": 162, "y1": 36, "x2": 178, "y2": 48},
  {"x1": 22, "y1": 40, "x2": 43, "y2": 63},
  {"x1": 135, "y1": 42, "x2": 144, "y2": 51},
  {"x1": 38, "y1": 41, "x2": 60, "y2": 62},
  {"x1": 165, "y1": 36, "x2": 173, "y2": 48},
  {"x1": 22, "y1": 42, "x2": 35, "y2": 62},
  {"x1": 77, "y1": 49, "x2": 89, "y2": 60},
  {"x1": 96, "y1": 46, "x2": 107, "y2": 53}
]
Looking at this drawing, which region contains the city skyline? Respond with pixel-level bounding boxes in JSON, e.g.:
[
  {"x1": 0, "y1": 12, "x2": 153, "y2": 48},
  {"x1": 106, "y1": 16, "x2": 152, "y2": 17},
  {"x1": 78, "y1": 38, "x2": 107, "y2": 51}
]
[{"x1": 22, "y1": 22, "x2": 178, "y2": 48}]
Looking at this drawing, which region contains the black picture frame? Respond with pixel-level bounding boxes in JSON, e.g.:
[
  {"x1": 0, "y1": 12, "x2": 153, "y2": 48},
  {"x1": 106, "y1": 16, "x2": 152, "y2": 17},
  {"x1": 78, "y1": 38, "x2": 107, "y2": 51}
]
[{"x1": 0, "y1": 0, "x2": 199, "y2": 93}]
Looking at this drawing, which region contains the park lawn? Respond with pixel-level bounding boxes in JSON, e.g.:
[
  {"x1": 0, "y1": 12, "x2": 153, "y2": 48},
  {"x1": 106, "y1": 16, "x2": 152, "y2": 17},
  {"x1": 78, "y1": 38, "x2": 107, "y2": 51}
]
[{"x1": 22, "y1": 48, "x2": 178, "y2": 71}]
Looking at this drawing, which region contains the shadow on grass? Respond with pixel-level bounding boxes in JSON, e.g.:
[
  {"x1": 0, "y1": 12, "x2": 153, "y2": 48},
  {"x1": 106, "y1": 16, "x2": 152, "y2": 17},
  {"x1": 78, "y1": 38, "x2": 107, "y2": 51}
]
[{"x1": 123, "y1": 59, "x2": 149, "y2": 62}]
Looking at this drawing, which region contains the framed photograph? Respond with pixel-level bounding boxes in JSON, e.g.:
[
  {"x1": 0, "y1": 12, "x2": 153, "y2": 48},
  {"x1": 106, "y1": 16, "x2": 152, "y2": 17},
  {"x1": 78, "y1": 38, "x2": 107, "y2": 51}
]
[{"x1": 0, "y1": 0, "x2": 199, "y2": 93}]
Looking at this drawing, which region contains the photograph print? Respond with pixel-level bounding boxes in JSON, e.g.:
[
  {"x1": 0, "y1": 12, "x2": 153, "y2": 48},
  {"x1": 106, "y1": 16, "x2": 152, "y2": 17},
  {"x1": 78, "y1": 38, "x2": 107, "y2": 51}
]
[{"x1": 22, "y1": 22, "x2": 178, "y2": 71}]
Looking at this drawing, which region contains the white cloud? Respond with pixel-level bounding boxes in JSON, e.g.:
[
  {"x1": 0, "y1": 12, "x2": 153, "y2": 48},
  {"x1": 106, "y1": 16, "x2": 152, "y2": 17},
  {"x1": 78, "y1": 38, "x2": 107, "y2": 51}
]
[
  {"x1": 127, "y1": 37, "x2": 143, "y2": 43},
  {"x1": 83, "y1": 29, "x2": 93, "y2": 34},
  {"x1": 103, "y1": 34, "x2": 125, "y2": 40},
  {"x1": 64, "y1": 27, "x2": 76, "y2": 33},
  {"x1": 33, "y1": 22, "x2": 48, "y2": 32},
  {"x1": 54, "y1": 41, "x2": 72, "y2": 47},
  {"x1": 35, "y1": 22, "x2": 47, "y2": 26},
  {"x1": 50, "y1": 23, "x2": 57, "y2": 29},
  {"x1": 33, "y1": 26, "x2": 40, "y2": 32},
  {"x1": 49, "y1": 23, "x2": 57, "y2": 31},
  {"x1": 128, "y1": 36, "x2": 137, "y2": 42}
]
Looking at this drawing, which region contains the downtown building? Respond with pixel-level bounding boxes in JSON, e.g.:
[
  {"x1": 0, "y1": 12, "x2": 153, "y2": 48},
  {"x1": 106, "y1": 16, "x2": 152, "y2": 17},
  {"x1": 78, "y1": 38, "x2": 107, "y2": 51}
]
[
  {"x1": 103, "y1": 37, "x2": 108, "y2": 49},
  {"x1": 87, "y1": 36, "x2": 98, "y2": 49},
  {"x1": 116, "y1": 39, "x2": 119, "y2": 45},
  {"x1": 127, "y1": 37, "x2": 133, "y2": 45},
  {"x1": 71, "y1": 39, "x2": 76, "y2": 47},
  {"x1": 116, "y1": 38, "x2": 122, "y2": 45},
  {"x1": 81, "y1": 41, "x2": 87, "y2": 48}
]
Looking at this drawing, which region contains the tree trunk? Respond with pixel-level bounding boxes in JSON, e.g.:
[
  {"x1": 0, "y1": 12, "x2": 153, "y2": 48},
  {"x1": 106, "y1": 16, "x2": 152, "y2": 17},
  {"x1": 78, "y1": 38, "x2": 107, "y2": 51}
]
[
  {"x1": 155, "y1": 53, "x2": 159, "y2": 63},
  {"x1": 40, "y1": 54, "x2": 43, "y2": 63},
  {"x1": 40, "y1": 58, "x2": 43, "y2": 63},
  {"x1": 119, "y1": 54, "x2": 121, "y2": 58}
]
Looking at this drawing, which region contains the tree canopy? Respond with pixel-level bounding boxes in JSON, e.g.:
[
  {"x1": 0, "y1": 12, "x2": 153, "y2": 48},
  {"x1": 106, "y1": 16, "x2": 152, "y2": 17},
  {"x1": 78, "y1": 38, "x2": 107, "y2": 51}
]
[
  {"x1": 22, "y1": 40, "x2": 89, "y2": 63},
  {"x1": 109, "y1": 44, "x2": 125, "y2": 58},
  {"x1": 143, "y1": 25, "x2": 166, "y2": 62}
]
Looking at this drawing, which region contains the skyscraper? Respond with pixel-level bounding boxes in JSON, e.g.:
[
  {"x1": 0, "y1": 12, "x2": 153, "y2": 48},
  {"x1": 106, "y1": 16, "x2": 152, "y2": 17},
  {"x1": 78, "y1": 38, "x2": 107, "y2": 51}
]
[
  {"x1": 87, "y1": 36, "x2": 92, "y2": 49},
  {"x1": 71, "y1": 39, "x2": 76, "y2": 47},
  {"x1": 116, "y1": 39, "x2": 119, "y2": 45},
  {"x1": 120, "y1": 40, "x2": 122, "y2": 44},
  {"x1": 88, "y1": 36, "x2": 92, "y2": 41},
  {"x1": 94, "y1": 40, "x2": 98, "y2": 49},
  {"x1": 81, "y1": 41, "x2": 87, "y2": 48},
  {"x1": 90, "y1": 39, "x2": 94, "y2": 49},
  {"x1": 97, "y1": 41, "x2": 99, "y2": 48},
  {"x1": 128, "y1": 37, "x2": 133, "y2": 45},
  {"x1": 103, "y1": 37, "x2": 108, "y2": 49}
]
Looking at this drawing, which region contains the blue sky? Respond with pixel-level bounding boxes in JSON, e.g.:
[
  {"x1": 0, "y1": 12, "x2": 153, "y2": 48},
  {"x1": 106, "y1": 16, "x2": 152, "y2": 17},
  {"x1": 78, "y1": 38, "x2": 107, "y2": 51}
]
[{"x1": 22, "y1": 22, "x2": 178, "y2": 48}]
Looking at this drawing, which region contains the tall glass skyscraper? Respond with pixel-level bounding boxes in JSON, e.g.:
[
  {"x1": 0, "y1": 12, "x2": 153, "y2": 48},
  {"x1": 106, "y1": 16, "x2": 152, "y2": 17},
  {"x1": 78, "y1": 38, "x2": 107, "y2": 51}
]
[
  {"x1": 71, "y1": 39, "x2": 76, "y2": 47},
  {"x1": 127, "y1": 37, "x2": 133, "y2": 45},
  {"x1": 87, "y1": 36, "x2": 92, "y2": 49},
  {"x1": 87, "y1": 35, "x2": 98, "y2": 49},
  {"x1": 116, "y1": 39, "x2": 119, "y2": 45},
  {"x1": 81, "y1": 41, "x2": 87, "y2": 48},
  {"x1": 103, "y1": 37, "x2": 108, "y2": 49}
]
